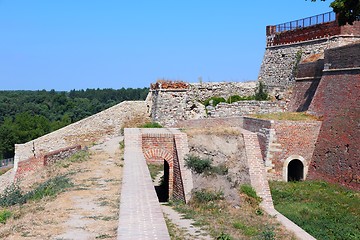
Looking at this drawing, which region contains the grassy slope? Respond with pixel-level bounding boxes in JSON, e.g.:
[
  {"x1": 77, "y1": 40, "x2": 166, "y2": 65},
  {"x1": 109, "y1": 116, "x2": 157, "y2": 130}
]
[{"x1": 270, "y1": 181, "x2": 360, "y2": 240}]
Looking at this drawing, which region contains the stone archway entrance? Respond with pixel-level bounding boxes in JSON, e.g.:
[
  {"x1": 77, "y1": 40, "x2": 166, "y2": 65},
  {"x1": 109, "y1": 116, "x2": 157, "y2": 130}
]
[{"x1": 287, "y1": 159, "x2": 304, "y2": 181}]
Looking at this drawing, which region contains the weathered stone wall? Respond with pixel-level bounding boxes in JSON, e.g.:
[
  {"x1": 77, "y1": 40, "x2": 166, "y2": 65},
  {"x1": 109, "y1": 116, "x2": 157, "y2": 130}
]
[
  {"x1": 13, "y1": 101, "x2": 149, "y2": 179},
  {"x1": 44, "y1": 145, "x2": 81, "y2": 166},
  {"x1": 150, "y1": 82, "x2": 257, "y2": 126},
  {"x1": 176, "y1": 117, "x2": 243, "y2": 129},
  {"x1": 307, "y1": 43, "x2": 360, "y2": 190},
  {"x1": 258, "y1": 36, "x2": 360, "y2": 95},
  {"x1": 207, "y1": 101, "x2": 286, "y2": 118}
]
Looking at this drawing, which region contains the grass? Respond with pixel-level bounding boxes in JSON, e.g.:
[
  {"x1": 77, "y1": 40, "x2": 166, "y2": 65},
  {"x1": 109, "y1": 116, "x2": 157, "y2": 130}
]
[
  {"x1": 139, "y1": 122, "x2": 163, "y2": 128},
  {"x1": 169, "y1": 189, "x2": 294, "y2": 240},
  {"x1": 0, "y1": 209, "x2": 12, "y2": 224},
  {"x1": 249, "y1": 112, "x2": 320, "y2": 121},
  {"x1": 270, "y1": 180, "x2": 360, "y2": 240}
]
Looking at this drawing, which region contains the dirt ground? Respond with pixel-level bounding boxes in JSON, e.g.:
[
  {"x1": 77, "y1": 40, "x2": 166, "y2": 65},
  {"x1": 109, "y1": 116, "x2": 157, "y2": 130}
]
[
  {"x1": 0, "y1": 136, "x2": 124, "y2": 240},
  {"x1": 186, "y1": 127, "x2": 251, "y2": 206}
]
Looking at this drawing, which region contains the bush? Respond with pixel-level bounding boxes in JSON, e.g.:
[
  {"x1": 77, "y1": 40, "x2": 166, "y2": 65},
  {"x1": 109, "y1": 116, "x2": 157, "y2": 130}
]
[
  {"x1": 0, "y1": 175, "x2": 73, "y2": 207},
  {"x1": 211, "y1": 163, "x2": 228, "y2": 175},
  {"x1": 0, "y1": 209, "x2": 12, "y2": 224},
  {"x1": 254, "y1": 82, "x2": 269, "y2": 101},
  {"x1": 227, "y1": 95, "x2": 255, "y2": 103},
  {"x1": 193, "y1": 189, "x2": 224, "y2": 203},
  {"x1": 0, "y1": 183, "x2": 25, "y2": 207},
  {"x1": 139, "y1": 122, "x2": 163, "y2": 128},
  {"x1": 24, "y1": 175, "x2": 73, "y2": 201},
  {"x1": 185, "y1": 155, "x2": 212, "y2": 174},
  {"x1": 217, "y1": 232, "x2": 232, "y2": 240},
  {"x1": 203, "y1": 97, "x2": 226, "y2": 107},
  {"x1": 240, "y1": 184, "x2": 262, "y2": 205}
]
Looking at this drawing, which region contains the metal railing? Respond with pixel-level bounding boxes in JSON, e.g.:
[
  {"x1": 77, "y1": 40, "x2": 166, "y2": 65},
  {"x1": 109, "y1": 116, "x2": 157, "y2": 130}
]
[
  {"x1": 275, "y1": 11, "x2": 336, "y2": 33},
  {"x1": 0, "y1": 158, "x2": 14, "y2": 169}
]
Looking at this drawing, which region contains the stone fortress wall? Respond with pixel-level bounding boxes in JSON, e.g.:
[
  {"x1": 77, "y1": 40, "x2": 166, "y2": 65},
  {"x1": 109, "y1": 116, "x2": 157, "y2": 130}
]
[{"x1": 150, "y1": 81, "x2": 286, "y2": 127}]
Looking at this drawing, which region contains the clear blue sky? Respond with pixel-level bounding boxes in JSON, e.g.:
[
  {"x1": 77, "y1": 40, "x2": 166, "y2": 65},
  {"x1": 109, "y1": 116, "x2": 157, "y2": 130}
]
[{"x1": 0, "y1": 0, "x2": 332, "y2": 91}]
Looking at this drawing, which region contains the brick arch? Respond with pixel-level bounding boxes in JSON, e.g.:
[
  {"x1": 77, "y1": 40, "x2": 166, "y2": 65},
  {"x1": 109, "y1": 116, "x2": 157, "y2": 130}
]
[
  {"x1": 142, "y1": 148, "x2": 174, "y2": 198},
  {"x1": 143, "y1": 149, "x2": 173, "y2": 166}
]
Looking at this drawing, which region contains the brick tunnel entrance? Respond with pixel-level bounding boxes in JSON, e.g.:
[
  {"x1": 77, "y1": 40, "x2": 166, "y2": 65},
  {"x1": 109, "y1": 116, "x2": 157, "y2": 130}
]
[
  {"x1": 287, "y1": 159, "x2": 304, "y2": 181},
  {"x1": 154, "y1": 160, "x2": 170, "y2": 202},
  {"x1": 142, "y1": 132, "x2": 187, "y2": 202}
]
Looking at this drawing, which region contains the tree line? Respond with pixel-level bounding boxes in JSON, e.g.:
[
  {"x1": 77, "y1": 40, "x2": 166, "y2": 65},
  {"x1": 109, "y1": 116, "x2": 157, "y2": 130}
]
[{"x1": 0, "y1": 88, "x2": 149, "y2": 159}]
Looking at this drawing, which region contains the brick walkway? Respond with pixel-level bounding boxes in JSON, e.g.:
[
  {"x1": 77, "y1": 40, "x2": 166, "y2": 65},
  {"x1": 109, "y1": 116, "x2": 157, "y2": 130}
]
[{"x1": 117, "y1": 128, "x2": 170, "y2": 240}]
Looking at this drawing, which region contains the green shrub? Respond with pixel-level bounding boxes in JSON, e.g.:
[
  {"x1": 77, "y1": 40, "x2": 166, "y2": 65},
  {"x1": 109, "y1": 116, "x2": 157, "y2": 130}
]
[
  {"x1": 240, "y1": 184, "x2": 262, "y2": 204},
  {"x1": 203, "y1": 97, "x2": 226, "y2": 107},
  {"x1": 261, "y1": 225, "x2": 276, "y2": 240},
  {"x1": 211, "y1": 163, "x2": 228, "y2": 175},
  {"x1": 139, "y1": 122, "x2": 163, "y2": 128},
  {"x1": 0, "y1": 183, "x2": 25, "y2": 207},
  {"x1": 254, "y1": 82, "x2": 269, "y2": 101},
  {"x1": 227, "y1": 95, "x2": 255, "y2": 103},
  {"x1": 217, "y1": 232, "x2": 232, "y2": 240},
  {"x1": 193, "y1": 189, "x2": 224, "y2": 203},
  {"x1": 184, "y1": 155, "x2": 212, "y2": 174},
  {"x1": 0, "y1": 175, "x2": 73, "y2": 207},
  {"x1": 25, "y1": 175, "x2": 73, "y2": 201},
  {"x1": 0, "y1": 209, "x2": 12, "y2": 224}
]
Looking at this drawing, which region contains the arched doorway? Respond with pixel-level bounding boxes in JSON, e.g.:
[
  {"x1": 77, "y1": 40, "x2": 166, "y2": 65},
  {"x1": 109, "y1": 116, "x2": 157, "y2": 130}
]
[
  {"x1": 287, "y1": 159, "x2": 304, "y2": 181},
  {"x1": 154, "y1": 160, "x2": 169, "y2": 202}
]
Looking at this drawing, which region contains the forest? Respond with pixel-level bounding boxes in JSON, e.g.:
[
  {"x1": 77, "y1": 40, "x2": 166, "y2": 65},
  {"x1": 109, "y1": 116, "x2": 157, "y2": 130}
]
[{"x1": 0, "y1": 88, "x2": 149, "y2": 159}]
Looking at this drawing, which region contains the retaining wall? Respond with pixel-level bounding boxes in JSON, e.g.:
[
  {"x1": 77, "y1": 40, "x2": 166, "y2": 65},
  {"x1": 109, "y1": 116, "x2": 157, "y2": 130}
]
[{"x1": 307, "y1": 43, "x2": 360, "y2": 190}]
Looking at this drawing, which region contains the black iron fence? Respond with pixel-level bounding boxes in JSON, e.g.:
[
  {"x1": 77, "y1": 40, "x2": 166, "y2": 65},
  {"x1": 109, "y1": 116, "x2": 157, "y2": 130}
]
[
  {"x1": 275, "y1": 11, "x2": 336, "y2": 33},
  {"x1": 0, "y1": 158, "x2": 14, "y2": 169}
]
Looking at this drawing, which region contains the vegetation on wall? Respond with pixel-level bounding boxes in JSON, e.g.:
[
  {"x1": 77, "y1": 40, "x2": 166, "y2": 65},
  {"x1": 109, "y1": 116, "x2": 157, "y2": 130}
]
[
  {"x1": 202, "y1": 82, "x2": 269, "y2": 107},
  {"x1": 0, "y1": 88, "x2": 149, "y2": 159}
]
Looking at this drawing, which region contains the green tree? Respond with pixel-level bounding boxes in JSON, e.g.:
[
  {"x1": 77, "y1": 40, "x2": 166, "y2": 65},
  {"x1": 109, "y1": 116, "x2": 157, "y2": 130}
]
[{"x1": 310, "y1": 0, "x2": 360, "y2": 25}]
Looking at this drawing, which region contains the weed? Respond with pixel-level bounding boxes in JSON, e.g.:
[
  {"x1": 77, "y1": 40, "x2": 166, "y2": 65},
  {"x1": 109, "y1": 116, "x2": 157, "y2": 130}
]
[
  {"x1": 184, "y1": 155, "x2": 212, "y2": 174},
  {"x1": 139, "y1": 122, "x2": 163, "y2": 128},
  {"x1": 211, "y1": 163, "x2": 228, "y2": 175},
  {"x1": 240, "y1": 184, "x2": 261, "y2": 204},
  {"x1": 203, "y1": 97, "x2": 226, "y2": 107},
  {"x1": 193, "y1": 189, "x2": 224, "y2": 204},
  {"x1": 95, "y1": 234, "x2": 112, "y2": 239},
  {"x1": 217, "y1": 232, "x2": 232, "y2": 240},
  {"x1": 25, "y1": 175, "x2": 73, "y2": 201},
  {"x1": 0, "y1": 209, "x2": 12, "y2": 224},
  {"x1": 119, "y1": 140, "x2": 125, "y2": 150},
  {"x1": 232, "y1": 221, "x2": 258, "y2": 236},
  {"x1": 227, "y1": 95, "x2": 255, "y2": 103},
  {"x1": 0, "y1": 183, "x2": 25, "y2": 207},
  {"x1": 261, "y1": 225, "x2": 276, "y2": 240}
]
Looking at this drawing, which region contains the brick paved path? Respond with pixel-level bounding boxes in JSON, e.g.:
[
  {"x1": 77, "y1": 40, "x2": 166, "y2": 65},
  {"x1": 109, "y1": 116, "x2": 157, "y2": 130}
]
[{"x1": 117, "y1": 128, "x2": 170, "y2": 240}]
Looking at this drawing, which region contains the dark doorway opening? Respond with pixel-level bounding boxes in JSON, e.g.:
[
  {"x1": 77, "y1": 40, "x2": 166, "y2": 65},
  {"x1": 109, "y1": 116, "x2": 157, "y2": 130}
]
[
  {"x1": 288, "y1": 159, "x2": 304, "y2": 181},
  {"x1": 155, "y1": 160, "x2": 169, "y2": 202}
]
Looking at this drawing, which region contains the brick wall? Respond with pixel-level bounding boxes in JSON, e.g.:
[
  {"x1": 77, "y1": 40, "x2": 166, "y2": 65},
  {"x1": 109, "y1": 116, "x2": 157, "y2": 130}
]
[
  {"x1": 269, "y1": 22, "x2": 340, "y2": 46},
  {"x1": 242, "y1": 117, "x2": 321, "y2": 180},
  {"x1": 15, "y1": 145, "x2": 82, "y2": 179},
  {"x1": 141, "y1": 130, "x2": 190, "y2": 202},
  {"x1": 288, "y1": 59, "x2": 324, "y2": 112},
  {"x1": 307, "y1": 44, "x2": 360, "y2": 190}
]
